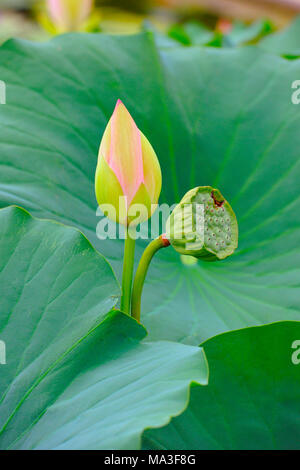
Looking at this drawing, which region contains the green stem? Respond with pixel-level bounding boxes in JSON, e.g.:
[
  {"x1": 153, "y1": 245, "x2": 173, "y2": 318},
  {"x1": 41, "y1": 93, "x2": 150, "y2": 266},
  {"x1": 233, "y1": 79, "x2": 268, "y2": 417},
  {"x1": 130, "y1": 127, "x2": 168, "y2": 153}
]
[
  {"x1": 131, "y1": 234, "x2": 170, "y2": 323},
  {"x1": 120, "y1": 228, "x2": 136, "y2": 315}
]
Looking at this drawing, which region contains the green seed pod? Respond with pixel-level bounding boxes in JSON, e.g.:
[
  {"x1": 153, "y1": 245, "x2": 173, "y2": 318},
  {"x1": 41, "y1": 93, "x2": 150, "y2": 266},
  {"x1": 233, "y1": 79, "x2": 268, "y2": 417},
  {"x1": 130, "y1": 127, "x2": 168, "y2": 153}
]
[{"x1": 166, "y1": 186, "x2": 238, "y2": 261}]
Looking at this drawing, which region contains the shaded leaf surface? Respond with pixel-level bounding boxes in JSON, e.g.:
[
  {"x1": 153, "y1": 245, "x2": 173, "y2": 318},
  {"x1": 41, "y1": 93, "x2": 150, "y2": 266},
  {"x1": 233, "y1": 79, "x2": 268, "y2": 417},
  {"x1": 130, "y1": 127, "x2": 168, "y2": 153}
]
[{"x1": 143, "y1": 321, "x2": 300, "y2": 450}]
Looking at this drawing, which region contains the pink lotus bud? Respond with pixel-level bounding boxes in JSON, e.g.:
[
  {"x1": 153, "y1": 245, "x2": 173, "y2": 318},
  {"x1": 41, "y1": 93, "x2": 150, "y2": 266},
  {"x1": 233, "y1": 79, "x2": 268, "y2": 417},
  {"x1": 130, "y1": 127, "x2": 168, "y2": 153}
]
[
  {"x1": 95, "y1": 100, "x2": 162, "y2": 226},
  {"x1": 47, "y1": 0, "x2": 93, "y2": 32}
]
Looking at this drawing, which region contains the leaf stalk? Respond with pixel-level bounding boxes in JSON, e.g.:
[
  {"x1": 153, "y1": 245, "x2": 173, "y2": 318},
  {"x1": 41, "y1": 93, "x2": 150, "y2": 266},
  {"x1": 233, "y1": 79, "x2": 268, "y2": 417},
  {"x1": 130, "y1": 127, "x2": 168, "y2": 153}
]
[{"x1": 131, "y1": 234, "x2": 170, "y2": 322}]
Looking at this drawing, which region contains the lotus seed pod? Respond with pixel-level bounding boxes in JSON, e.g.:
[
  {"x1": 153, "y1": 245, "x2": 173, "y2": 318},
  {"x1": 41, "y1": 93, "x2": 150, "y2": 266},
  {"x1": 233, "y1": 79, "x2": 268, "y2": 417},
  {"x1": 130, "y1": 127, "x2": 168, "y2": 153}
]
[{"x1": 166, "y1": 186, "x2": 238, "y2": 261}]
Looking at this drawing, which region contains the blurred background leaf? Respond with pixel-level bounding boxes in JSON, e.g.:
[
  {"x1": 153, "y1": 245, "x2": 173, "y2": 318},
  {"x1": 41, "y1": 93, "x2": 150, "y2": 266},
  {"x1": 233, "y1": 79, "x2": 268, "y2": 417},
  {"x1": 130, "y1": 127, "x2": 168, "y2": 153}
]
[
  {"x1": 160, "y1": 0, "x2": 300, "y2": 28},
  {"x1": 0, "y1": 0, "x2": 299, "y2": 43},
  {"x1": 260, "y1": 14, "x2": 300, "y2": 57},
  {"x1": 167, "y1": 18, "x2": 275, "y2": 47}
]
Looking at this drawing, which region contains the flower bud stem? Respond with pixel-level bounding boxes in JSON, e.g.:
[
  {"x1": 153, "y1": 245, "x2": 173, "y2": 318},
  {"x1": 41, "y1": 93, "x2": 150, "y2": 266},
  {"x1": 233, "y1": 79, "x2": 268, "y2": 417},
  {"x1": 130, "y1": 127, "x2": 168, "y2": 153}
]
[
  {"x1": 120, "y1": 228, "x2": 136, "y2": 315},
  {"x1": 131, "y1": 234, "x2": 170, "y2": 323}
]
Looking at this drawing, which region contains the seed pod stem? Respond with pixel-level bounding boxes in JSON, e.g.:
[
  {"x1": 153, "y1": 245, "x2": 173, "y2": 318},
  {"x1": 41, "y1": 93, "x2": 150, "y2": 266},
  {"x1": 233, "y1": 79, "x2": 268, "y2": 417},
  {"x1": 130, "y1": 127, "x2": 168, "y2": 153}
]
[{"x1": 131, "y1": 235, "x2": 170, "y2": 322}]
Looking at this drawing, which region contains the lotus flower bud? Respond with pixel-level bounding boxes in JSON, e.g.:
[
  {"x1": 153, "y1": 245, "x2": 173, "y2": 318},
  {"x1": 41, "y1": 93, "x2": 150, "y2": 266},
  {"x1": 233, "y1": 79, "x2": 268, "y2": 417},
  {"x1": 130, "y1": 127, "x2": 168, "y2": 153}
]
[
  {"x1": 47, "y1": 0, "x2": 93, "y2": 32},
  {"x1": 95, "y1": 100, "x2": 162, "y2": 226},
  {"x1": 166, "y1": 186, "x2": 238, "y2": 260}
]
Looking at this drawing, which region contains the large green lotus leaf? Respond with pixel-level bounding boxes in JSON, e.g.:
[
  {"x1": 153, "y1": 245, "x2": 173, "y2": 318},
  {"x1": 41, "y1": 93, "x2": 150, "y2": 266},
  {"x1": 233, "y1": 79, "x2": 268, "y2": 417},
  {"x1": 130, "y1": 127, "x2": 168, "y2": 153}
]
[
  {"x1": 0, "y1": 33, "x2": 299, "y2": 344},
  {"x1": 0, "y1": 205, "x2": 119, "y2": 401},
  {"x1": 143, "y1": 321, "x2": 300, "y2": 450},
  {"x1": 260, "y1": 16, "x2": 300, "y2": 57},
  {"x1": 0, "y1": 206, "x2": 208, "y2": 450}
]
